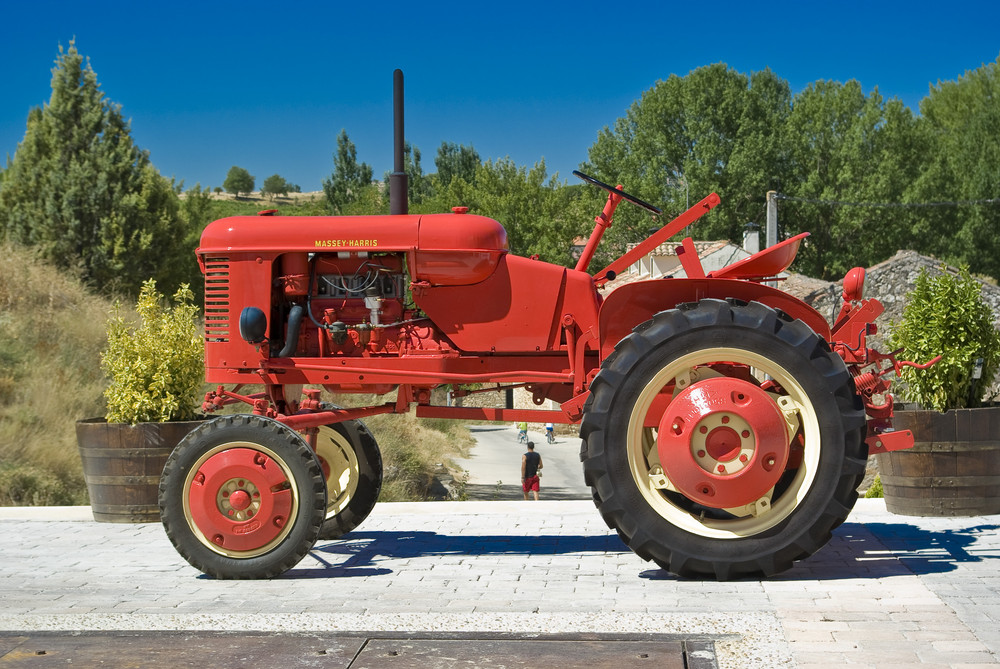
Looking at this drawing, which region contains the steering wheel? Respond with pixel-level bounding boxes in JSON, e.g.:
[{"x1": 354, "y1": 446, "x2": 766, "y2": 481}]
[{"x1": 573, "y1": 170, "x2": 662, "y2": 215}]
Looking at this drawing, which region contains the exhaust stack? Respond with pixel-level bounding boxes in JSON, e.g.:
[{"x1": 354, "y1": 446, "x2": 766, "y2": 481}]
[{"x1": 389, "y1": 69, "x2": 408, "y2": 215}]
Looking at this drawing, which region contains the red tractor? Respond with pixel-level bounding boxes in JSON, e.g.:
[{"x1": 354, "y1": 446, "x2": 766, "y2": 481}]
[{"x1": 159, "y1": 72, "x2": 930, "y2": 580}]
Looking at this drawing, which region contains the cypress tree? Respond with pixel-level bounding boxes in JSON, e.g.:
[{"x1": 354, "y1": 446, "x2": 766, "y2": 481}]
[{"x1": 0, "y1": 42, "x2": 187, "y2": 295}]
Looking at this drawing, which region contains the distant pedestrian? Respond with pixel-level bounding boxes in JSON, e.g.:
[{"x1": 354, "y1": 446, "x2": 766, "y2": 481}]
[{"x1": 521, "y1": 441, "x2": 543, "y2": 501}]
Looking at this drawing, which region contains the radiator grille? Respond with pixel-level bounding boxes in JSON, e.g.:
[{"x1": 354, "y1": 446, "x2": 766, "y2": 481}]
[{"x1": 203, "y1": 257, "x2": 230, "y2": 343}]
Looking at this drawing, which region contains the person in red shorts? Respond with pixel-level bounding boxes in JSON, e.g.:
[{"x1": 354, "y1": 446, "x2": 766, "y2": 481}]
[{"x1": 521, "y1": 441, "x2": 543, "y2": 501}]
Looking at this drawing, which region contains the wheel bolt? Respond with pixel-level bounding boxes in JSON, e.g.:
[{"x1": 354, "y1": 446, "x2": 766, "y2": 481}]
[{"x1": 739, "y1": 454, "x2": 749, "y2": 463}]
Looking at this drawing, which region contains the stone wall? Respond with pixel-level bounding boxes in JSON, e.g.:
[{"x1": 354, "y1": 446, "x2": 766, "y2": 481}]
[
  {"x1": 795, "y1": 250, "x2": 1000, "y2": 331},
  {"x1": 788, "y1": 249, "x2": 1000, "y2": 396}
]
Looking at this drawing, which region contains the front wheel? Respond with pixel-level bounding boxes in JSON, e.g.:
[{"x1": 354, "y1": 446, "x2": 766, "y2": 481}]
[
  {"x1": 313, "y1": 421, "x2": 382, "y2": 540},
  {"x1": 159, "y1": 414, "x2": 327, "y2": 579},
  {"x1": 581, "y1": 299, "x2": 867, "y2": 579}
]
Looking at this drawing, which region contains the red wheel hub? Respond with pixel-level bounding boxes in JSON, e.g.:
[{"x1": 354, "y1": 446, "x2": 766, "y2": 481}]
[
  {"x1": 657, "y1": 376, "x2": 791, "y2": 508},
  {"x1": 187, "y1": 448, "x2": 294, "y2": 553}
]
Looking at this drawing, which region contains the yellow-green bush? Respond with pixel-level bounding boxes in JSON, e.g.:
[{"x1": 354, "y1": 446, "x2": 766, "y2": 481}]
[
  {"x1": 888, "y1": 266, "x2": 1000, "y2": 410},
  {"x1": 102, "y1": 279, "x2": 204, "y2": 423},
  {"x1": 865, "y1": 474, "x2": 884, "y2": 498}
]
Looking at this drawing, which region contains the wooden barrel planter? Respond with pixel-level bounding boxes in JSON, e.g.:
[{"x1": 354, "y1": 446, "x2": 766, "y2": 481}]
[
  {"x1": 875, "y1": 407, "x2": 1000, "y2": 517},
  {"x1": 76, "y1": 418, "x2": 204, "y2": 523}
]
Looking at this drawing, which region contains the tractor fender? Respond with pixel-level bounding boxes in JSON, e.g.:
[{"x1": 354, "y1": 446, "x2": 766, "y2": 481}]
[{"x1": 598, "y1": 278, "x2": 832, "y2": 359}]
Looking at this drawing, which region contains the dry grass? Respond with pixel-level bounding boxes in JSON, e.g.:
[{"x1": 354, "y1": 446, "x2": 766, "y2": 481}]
[
  {"x1": 0, "y1": 243, "x2": 111, "y2": 503},
  {"x1": 365, "y1": 410, "x2": 474, "y2": 502}
]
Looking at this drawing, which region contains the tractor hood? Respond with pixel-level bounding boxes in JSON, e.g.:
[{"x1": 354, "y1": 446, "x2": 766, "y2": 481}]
[{"x1": 198, "y1": 211, "x2": 508, "y2": 255}]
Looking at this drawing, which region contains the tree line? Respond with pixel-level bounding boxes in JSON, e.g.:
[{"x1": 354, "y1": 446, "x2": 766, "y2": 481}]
[
  {"x1": 585, "y1": 61, "x2": 1000, "y2": 280},
  {"x1": 1, "y1": 43, "x2": 998, "y2": 302}
]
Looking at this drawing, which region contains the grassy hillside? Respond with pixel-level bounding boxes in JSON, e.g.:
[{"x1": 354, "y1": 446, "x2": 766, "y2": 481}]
[
  {"x1": 0, "y1": 242, "x2": 473, "y2": 506},
  {"x1": 0, "y1": 244, "x2": 108, "y2": 504}
]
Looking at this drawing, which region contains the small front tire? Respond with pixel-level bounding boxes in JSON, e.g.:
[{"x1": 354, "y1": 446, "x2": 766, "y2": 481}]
[{"x1": 159, "y1": 414, "x2": 327, "y2": 579}]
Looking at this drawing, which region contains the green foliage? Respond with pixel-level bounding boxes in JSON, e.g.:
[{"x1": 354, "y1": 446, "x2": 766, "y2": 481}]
[
  {"x1": 338, "y1": 183, "x2": 390, "y2": 216},
  {"x1": 322, "y1": 129, "x2": 374, "y2": 214},
  {"x1": 261, "y1": 173, "x2": 291, "y2": 199},
  {"x1": 223, "y1": 165, "x2": 254, "y2": 196},
  {"x1": 449, "y1": 471, "x2": 470, "y2": 501},
  {"x1": 383, "y1": 142, "x2": 431, "y2": 206},
  {"x1": 181, "y1": 183, "x2": 215, "y2": 232},
  {"x1": 583, "y1": 64, "x2": 792, "y2": 262},
  {"x1": 864, "y1": 474, "x2": 884, "y2": 498},
  {"x1": 888, "y1": 267, "x2": 1000, "y2": 410},
  {"x1": 780, "y1": 81, "x2": 922, "y2": 279},
  {"x1": 906, "y1": 56, "x2": 1000, "y2": 280},
  {"x1": 435, "y1": 142, "x2": 481, "y2": 190},
  {"x1": 582, "y1": 65, "x2": 932, "y2": 280},
  {"x1": 102, "y1": 279, "x2": 204, "y2": 423},
  {"x1": 442, "y1": 158, "x2": 583, "y2": 264},
  {"x1": 0, "y1": 42, "x2": 189, "y2": 297},
  {"x1": 0, "y1": 463, "x2": 86, "y2": 506}
]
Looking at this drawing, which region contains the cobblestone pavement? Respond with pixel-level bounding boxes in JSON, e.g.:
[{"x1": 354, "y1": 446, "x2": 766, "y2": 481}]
[{"x1": 2, "y1": 499, "x2": 999, "y2": 668}]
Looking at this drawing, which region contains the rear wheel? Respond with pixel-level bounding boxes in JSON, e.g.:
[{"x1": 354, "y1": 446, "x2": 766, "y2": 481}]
[
  {"x1": 159, "y1": 414, "x2": 326, "y2": 579},
  {"x1": 313, "y1": 421, "x2": 382, "y2": 539},
  {"x1": 581, "y1": 299, "x2": 867, "y2": 579}
]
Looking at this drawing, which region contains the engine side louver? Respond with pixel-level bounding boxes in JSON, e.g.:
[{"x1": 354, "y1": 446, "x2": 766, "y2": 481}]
[{"x1": 204, "y1": 258, "x2": 230, "y2": 343}]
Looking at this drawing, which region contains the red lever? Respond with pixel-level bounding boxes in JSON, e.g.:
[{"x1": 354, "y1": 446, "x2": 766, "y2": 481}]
[{"x1": 898, "y1": 355, "x2": 942, "y2": 371}]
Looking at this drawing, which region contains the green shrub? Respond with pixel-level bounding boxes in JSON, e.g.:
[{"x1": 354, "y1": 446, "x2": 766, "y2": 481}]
[
  {"x1": 888, "y1": 266, "x2": 1000, "y2": 410},
  {"x1": 0, "y1": 463, "x2": 86, "y2": 506},
  {"x1": 864, "y1": 474, "x2": 884, "y2": 499},
  {"x1": 102, "y1": 280, "x2": 204, "y2": 423}
]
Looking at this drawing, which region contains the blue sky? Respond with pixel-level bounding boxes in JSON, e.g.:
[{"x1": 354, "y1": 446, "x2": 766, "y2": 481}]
[{"x1": 2, "y1": 0, "x2": 998, "y2": 192}]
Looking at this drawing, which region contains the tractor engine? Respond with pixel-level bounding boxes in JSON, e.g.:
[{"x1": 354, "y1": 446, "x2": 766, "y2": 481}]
[{"x1": 273, "y1": 251, "x2": 454, "y2": 358}]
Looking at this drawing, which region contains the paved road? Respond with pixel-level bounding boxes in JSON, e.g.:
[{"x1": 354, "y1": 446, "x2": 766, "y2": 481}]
[
  {"x1": 452, "y1": 425, "x2": 591, "y2": 501},
  {"x1": 3, "y1": 500, "x2": 1000, "y2": 668}
]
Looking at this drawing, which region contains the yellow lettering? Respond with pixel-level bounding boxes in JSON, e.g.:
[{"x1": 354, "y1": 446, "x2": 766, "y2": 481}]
[{"x1": 313, "y1": 239, "x2": 378, "y2": 248}]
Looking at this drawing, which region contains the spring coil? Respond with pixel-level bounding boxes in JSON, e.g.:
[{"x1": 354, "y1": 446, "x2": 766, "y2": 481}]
[{"x1": 852, "y1": 371, "x2": 880, "y2": 396}]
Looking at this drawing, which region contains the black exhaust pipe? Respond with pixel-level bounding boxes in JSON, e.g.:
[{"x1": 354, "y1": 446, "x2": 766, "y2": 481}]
[{"x1": 389, "y1": 69, "x2": 408, "y2": 215}]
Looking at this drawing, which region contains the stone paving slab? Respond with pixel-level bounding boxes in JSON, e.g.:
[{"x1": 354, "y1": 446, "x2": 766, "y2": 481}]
[{"x1": 1, "y1": 499, "x2": 999, "y2": 668}]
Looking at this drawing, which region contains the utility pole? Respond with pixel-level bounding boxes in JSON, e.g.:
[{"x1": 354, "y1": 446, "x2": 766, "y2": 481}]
[{"x1": 766, "y1": 191, "x2": 778, "y2": 248}]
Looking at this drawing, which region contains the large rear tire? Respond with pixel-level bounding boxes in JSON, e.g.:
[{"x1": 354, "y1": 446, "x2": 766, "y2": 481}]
[
  {"x1": 581, "y1": 299, "x2": 867, "y2": 579},
  {"x1": 313, "y1": 420, "x2": 382, "y2": 540},
  {"x1": 159, "y1": 414, "x2": 327, "y2": 579}
]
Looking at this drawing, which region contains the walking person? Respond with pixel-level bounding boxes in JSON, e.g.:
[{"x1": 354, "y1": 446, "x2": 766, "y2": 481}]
[{"x1": 521, "y1": 441, "x2": 543, "y2": 501}]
